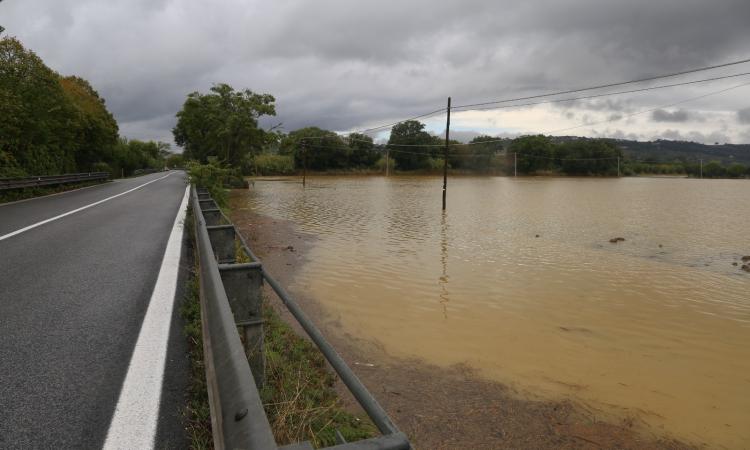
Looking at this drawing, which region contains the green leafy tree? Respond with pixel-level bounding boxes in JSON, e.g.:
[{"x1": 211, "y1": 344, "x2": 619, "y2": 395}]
[
  {"x1": 387, "y1": 120, "x2": 440, "y2": 170},
  {"x1": 0, "y1": 37, "x2": 125, "y2": 177},
  {"x1": 555, "y1": 139, "x2": 622, "y2": 175},
  {"x1": 726, "y1": 163, "x2": 747, "y2": 178},
  {"x1": 0, "y1": 37, "x2": 78, "y2": 175},
  {"x1": 165, "y1": 153, "x2": 184, "y2": 168},
  {"x1": 281, "y1": 127, "x2": 349, "y2": 171},
  {"x1": 173, "y1": 84, "x2": 276, "y2": 167},
  {"x1": 60, "y1": 76, "x2": 119, "y2": 171},
  {"x1": 702, "y1": 161, "x2": 725, "y2": 178},
  {"x1": 508, "y1": 135, "x2": 554, "y2": 174},
  {"x1": 451, "y1": 135, "x2": 502, "y2": 171},
  {"x1": 347, "y1": 133, "x2": 379, "y2": 167}
]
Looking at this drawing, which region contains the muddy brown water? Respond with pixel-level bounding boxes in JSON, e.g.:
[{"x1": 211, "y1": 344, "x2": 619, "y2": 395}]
[{"x1": 237, "y1": 175, "x2": 750, "y2": 448}]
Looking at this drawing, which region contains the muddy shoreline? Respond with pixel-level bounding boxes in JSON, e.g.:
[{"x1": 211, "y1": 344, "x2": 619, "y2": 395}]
[{"x1": 229, "y1": 190, "x2": 697, "y2": 450}]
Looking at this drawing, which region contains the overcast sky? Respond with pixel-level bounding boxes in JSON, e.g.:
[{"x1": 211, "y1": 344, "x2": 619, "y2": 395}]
[{"x1": 3, "y1": 0, "x2": 750, "y2": 147}]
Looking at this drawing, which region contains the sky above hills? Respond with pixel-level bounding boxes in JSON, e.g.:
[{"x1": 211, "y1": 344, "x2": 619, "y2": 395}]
[{"x1": 3, "y1": 0, "x2": 750, "y2": 146}]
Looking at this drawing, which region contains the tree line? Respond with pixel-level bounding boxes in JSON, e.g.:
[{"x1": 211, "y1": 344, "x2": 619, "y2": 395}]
[
  {"x1": 0, "y1": 36, "x2": 177, "y2": 178},
  {"x1": 4, "y1": 33, "x2": 746, "y2": 181}
]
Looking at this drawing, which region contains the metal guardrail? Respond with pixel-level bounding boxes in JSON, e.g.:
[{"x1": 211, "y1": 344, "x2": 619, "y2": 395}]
[
  {"x1": 191, "y1": 186, "x2": 411, "y2": 450},
  {"x1": 0, "y1": 172, "x2": 110, "y2": 190}
]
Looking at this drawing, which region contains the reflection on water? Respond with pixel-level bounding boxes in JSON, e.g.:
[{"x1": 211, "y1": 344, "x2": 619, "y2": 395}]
[
  {"x1": 439, "y1": 211, "x2": 449, "y2": 319},
  {"x1": 243, "y1": 176, "x2": 750, "y2": 448}
]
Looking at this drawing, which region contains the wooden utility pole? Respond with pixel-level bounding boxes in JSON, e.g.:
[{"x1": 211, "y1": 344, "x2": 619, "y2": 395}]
[
  {"x1": 385, "y1": 147, "x2": 390, "y2": 176},
  {"x1": 700, "y1": 159, "x2": 703, "y2": 179},
  {"x1": 617, "y1": 157, "x2": 620, "y2": 177},
  {"x1": 514, "y1": 152, "x2": 517, "y2": 177},
  {"x1": 302, "y1": 142, "x2": 308, "y2": 187},
  {"x1": 442, "y1": 97, "x2": 451, "y2": 210}
]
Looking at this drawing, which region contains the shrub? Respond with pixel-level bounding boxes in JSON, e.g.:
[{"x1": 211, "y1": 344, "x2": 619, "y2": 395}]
[
  {"x1": 374, "y1": 156, "x2": 395, "y2": 172},
  {"x1": 187, "y1": 161, "x2": 230, "y2": 206},
  {"x1": 247, "y1": 154, "x2": 295, "y2": 175},
  {"x1": 90, "y1": 161, "x2": 112, "y2": 174}
]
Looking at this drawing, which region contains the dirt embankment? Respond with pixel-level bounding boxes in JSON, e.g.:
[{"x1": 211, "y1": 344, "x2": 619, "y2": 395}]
[{"x1": 229, "y1": 191, "x2": 698, "y2": 450}]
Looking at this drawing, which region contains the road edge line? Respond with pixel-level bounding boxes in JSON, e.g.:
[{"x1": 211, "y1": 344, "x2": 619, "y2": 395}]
[{"x1": 102, "y1": 184, "x2": 190, "y2": 450}]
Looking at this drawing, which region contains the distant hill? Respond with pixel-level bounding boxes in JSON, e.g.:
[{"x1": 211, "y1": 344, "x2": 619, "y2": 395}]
[{"x1": 551, "y1": 136, "x2": 750, "y2": 164}]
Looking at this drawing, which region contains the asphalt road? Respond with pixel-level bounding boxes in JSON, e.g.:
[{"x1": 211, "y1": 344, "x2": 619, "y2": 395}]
[{"x1": 0, "y1": 172, "x2": 191, "y2": 449}]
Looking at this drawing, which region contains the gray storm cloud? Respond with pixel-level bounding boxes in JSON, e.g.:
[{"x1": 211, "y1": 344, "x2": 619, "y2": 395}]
[
  {"x1": 652, "y1": 109, "x2": 690, "y2": 123},
  {"x1": 2, "y1": 0, "x2": 750, "y2": 145},
  {"x1": 737, "y1": 107, "x2": 750, "y2": 124}
]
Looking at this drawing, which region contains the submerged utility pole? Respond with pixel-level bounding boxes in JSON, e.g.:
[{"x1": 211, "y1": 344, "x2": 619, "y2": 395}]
[
  {"x1": 617, "y1": 156, "x2": 620, "y2": 177},
  {"x1": 302, "y1": 141, "x2": 308, "y2": 187},
  {"x1": 514, "y1": 152, "x2": 517, "y2": 177},
  {"x1": 700, "y1": 159, "x2": 703, "y2": 179},
  {"x1": 385, "y1": 147, "x2": 390, "y2": 176},
  {"x1": 442, "y1": 97, "x2": 451, "y2": 210}
]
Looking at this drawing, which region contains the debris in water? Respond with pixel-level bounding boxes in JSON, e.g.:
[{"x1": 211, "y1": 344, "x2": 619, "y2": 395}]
[{"x1": 609, "y1": 237, "x2": 625, "y2": 243}]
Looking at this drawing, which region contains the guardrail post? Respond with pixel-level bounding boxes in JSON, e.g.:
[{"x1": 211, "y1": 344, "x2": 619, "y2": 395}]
[
  {"x1": 199, "y1": 199, "x2": 218, "y2": 211},
  {"x1": 206, "y1": 225, "x2": 236, "y2": 264},
  {"x1": 219, "y1": 262, "x2": 265, "y2": 388},
  {"x1": 202, "y1": 208, "x2": 223, "y2": 226}
]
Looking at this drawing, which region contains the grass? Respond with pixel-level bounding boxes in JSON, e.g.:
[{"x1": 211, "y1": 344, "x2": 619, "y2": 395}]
[{"x1": 260, "y1": 303, "x2": 377, "y2": 447}]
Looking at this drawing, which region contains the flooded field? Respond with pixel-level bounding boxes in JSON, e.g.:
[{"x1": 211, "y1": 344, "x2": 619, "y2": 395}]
[{"x1": 240, "y1": 176, "x2": 750, "y2": 448}]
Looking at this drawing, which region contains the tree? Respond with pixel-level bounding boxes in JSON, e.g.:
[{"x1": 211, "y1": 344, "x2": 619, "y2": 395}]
[
  {"x1": 0, "y1": 37, "x2": 78, "y2": 175},
  {"x1": 387, "y1": 120, "x2": 440, "y2": 170},
  {"x1": 347, "y1": 133, "x2": 379, "y2": 167},
  {"x1": 726, "y1": 163, "x2": 747, "y2": 178},
  {"x1": 702, "y1": 161, "x2": 725, "y2": 178},
  {"x1": 59, "y1": 76, "x2": 119, "y2": 171},
  {"x1": 457, "y1": 135, "x2": 503, "y2": 171},
  {"x1": 508, "y1": 135, "x2": 554, "y2": 174},
  {"x1": 555, "y1": 139, "x2": 622, "y2": 175},
  {"x1": 173, "y1": 83, "x2": 276, "y2": 167},
  {"x1": 281, "y1": 127, "x2": 349, "y2": 171},
  {"x1": 165, "y1": 153, "x2": 184, "y2": 168}
]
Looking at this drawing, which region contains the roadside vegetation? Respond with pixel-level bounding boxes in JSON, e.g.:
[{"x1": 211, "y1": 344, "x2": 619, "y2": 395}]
[
  {"x1": 0, "y1": 36, "x2": 180, "y2": 178},
  {"x1": 187, "y1": 163, "x2": 375, "y2": 447},
  {"x1": 0, "y1": 179, "x2": 104, "y2": 204},
  {"x1": 261, "y1": 304, "x2": 376, "y2": 447}
]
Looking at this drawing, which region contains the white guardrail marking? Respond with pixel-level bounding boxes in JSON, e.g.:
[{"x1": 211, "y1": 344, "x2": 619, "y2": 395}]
[
  {"x1": 103, "y1": 184, "x2": 190, "y2": 450},
  {"x1": 0, "y1": 173, "x2": 173, "y2": 242}
]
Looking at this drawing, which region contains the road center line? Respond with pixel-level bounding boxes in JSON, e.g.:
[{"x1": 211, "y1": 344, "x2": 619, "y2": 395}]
[
  {"x1": 0, "y1": 173, "x2": 173, "y2": 242},
  {"x1": 102, "y1": 184, "x2": 190, "y2": 450}
]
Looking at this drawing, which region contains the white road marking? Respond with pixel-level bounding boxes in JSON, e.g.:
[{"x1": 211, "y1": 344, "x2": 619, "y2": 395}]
[
  {"x1": 0, "y1": 173, "x2": 173, "y2": 242},
  {"x1": 102, "y1": 184, "x2": 190, "y2": 450}
]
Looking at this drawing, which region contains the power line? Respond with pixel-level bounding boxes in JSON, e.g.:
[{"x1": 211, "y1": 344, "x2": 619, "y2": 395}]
[
  {"x1": 449, "y1": 79, "x2": 750, "y2": 146},
  {"x1": 544, "y1": 79, "x2": 750, "y2": 134},
  {"x1": 451, "y1": 57, "x2": 750, "y2": 110},
  {"x1": 302, "y1": 71, "x2": 750, "y2": 147},
  {"x1": 354, "y1": 107, "x2": 446, "y2": 135},
  {"x1": 298, "y1": 57, "x2": 750, "y2": 140},
  {"x1": 451, "y1": 71, "x2": 750, "y2": 113}
]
